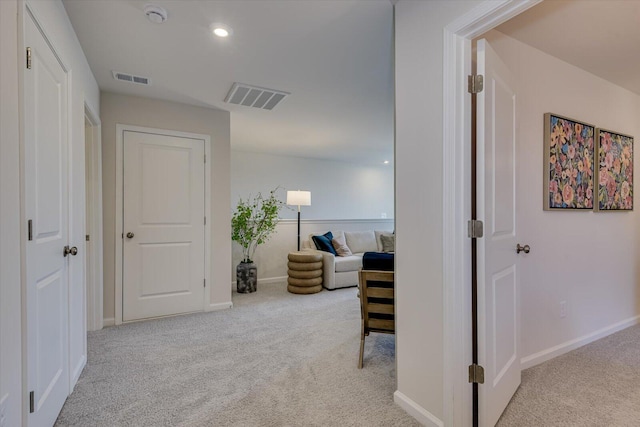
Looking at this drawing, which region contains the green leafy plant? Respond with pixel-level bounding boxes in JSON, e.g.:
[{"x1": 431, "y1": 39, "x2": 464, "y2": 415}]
[{"x1": 231, "y1": 187, "x2": 287, "y2": 263}]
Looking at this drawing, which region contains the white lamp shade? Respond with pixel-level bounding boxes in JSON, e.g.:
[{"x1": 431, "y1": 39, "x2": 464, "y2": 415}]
[{"x1": 286, "y1": 190, "x2": 311, "y2": 206}]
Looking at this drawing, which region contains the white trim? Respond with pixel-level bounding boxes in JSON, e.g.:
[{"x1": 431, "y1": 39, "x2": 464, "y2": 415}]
[
  {"x1": 441, "y1": 1, "x2": 543, "y2": 426},
  {"x1": 84, "y1": 104, "x2": 103, "y2": 332},
  {"x1": 521, "y1": 315, "x2": 640, "y2": 370},
  {"x1": 203, "y1": 133, "x2": 212, "y2": 312},
  {"x1": 206, "y1": 302, "x2": 233, "y2": 312},
  {"x1": 103, "y1": 317, "x2": 115, "y2": 327},
  {"x1": 114, "y1": 124, "x2": 212, "y2": 325},
  {"x1": 394, "y1": 391, "x2": 444, "y2": 427},
  {"x1": 277, "y1": 218, "x2": 395, "y2": 225}
]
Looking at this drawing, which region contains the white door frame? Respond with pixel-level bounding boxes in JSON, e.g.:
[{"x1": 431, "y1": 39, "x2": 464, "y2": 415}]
[
  {"x1": 441, "y1": 1, "x2": 542, "y2": 425},
  {"x1": 114, "y1": 124, "x2": 211, "y2": 325},
  {"x1": 84, "y1": 104, "x2": 103, "y2": 331}
]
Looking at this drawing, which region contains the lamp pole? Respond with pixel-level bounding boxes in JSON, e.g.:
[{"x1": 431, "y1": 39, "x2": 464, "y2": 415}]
[{"x1": 297, "y1": 205, "x2": 301, "y2": 251}]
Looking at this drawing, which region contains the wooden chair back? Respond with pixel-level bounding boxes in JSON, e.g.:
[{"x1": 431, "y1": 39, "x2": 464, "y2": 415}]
[{"x1": 358, "y1": 269, "x2": 395, "y2": 368}]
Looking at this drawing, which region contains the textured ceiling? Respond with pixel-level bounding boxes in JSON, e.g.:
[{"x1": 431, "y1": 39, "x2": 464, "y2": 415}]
[{"x1": 63, "y1": 0, "x2": 394, "y2": 165}]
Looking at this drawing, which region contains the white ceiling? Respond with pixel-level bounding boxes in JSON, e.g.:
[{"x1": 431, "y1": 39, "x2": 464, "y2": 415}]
[
  {"x1": 62, "y1": 0, "x2": 394, "y2": 165},
  {"x1": 64, "y1": 0, "x2": 638, "y2": 166},
  {"x1": 495, "y1": 0, "x2": 640, "y2": 96}
]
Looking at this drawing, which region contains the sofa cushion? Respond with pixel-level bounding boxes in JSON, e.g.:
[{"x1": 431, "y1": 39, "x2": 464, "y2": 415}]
[
  {"x1": 375, "y1": 230, "x2": 394, "y2": 252},
  {"x1": 332, "y1": 235, "x2": 353, "y2": 257},
  {"x1": 308, "y1": 231, "x2": 343, "y2": 251},
  {"x1": 344, "y1": 231, "x2": 378, "y2": 254},
  {"x1": 312, "y1": 232, "x2": 337, "y2": 255},
  {"x1": 334, "y1": 255, "x2": 363, "y2": 272},
  {"x1": 380, "y1": 234, "x2": 395, "y2": 252}
]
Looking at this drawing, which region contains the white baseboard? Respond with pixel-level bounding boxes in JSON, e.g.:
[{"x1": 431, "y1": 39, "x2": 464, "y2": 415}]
[
  {"x1": 258, "y1": 276, "x2": 288, "y2": 285},
  {"x1": 231, "y1": 276, "x2": 288, "y2": 287},
  {"x1": 394, "y1": 390, "x2": 444, "y2": 427},
  {"x1": 103, "y1": 317, "x2": 115, "y2": 327},
  {"x1": 206, "y1": 302, "x2": 233, "y2": 312},
  {"x1": 521, "y1": 315, "x2": 640, "y2": 370}
]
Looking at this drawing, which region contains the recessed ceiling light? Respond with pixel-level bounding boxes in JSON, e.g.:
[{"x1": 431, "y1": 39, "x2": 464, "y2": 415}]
[
  {"x1": 383, "y1": 160, "x2": 390, "y2": 164},
  {"x1": 213, "y1": 28, "x2": 229, "y2": 37},
  {"x1": 211, "y1": 24, "x2": 232, "y2": 38}
]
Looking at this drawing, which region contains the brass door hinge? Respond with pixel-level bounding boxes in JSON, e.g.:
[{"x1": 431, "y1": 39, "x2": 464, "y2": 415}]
[
  {"x1": 27, "y1": 47, "x2": 32, "y2": 69},
  {"x1": 468, "y1": 74, "x2": 483, "y2": 94},
  {"x1": 467, "y1": 220, "x2": 484, "y2": 239}
]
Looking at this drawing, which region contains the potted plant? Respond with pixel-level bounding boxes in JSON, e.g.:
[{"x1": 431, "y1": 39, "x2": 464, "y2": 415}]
[{"x1": 231, "y1": 187, "x2": 287, "y2": 293}]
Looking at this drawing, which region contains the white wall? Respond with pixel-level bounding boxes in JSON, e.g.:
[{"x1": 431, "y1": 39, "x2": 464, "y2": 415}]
[
  {"x1": 484, "y1": 30, "x2": 640, "y2": 367},
  {"x1": 231, "y1": 150, "x2": 394, "y2": 220},
  {"x1": 395, "y1": 1, "x2": 640, "y2": 423},
  {"x1": 25, "y1": 0, "x2": 101, "y2": 389},
  {"x1": 101, "y1": 92, "x2": 232, "y2": 322},
  {"x1": 1, "y1": 1, "x2": 22, "y2": 424},
  {"x1": 394, "y1": 0, "x2": 482, "y2": 424}
]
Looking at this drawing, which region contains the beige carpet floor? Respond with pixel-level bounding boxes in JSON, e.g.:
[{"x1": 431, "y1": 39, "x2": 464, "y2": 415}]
[
  {"x1": 498, "y1": 323, "x2": 640, "y2": 426},
  {"x1": 55, "y1": 281, "x2": 419, "y2": 426}
]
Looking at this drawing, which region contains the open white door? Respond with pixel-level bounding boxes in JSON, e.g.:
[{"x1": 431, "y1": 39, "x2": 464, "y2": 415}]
[{"x1": 476, "y1": 38, "x2": 520, "y2": 427}]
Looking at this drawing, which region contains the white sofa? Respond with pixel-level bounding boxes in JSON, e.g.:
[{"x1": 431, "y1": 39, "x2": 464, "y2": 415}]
[{"x1": 302, "y1": 230, "x2": 392, "y2": 290}]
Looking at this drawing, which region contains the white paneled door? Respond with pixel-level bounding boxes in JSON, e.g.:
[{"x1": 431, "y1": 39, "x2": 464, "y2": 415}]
[
  {"x1": 24, "y1": 12, "x2": 71, "y2": 426},
  {"x1": 476, "y1": 39, "x2": 520, "y2": 427},
  {"x1": 122, "y1": 130, "x2": 205, "y2": 322}
]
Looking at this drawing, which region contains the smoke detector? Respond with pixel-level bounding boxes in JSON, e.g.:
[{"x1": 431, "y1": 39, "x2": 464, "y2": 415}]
[{"x1": 144, "y1": 4, "x2": 168, "y2": 24}]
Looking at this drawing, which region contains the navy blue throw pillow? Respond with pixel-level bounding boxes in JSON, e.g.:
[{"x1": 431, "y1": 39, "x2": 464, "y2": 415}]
[{"x1": 312, "y1": 232, "x2": 337, "y2": 255}]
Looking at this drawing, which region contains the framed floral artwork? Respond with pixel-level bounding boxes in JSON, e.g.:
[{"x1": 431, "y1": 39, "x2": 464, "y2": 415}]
[
  {"x1": 595, "y1": 129, "x2": 633, "y2": 211},
  {"x1": 544, "y1": 113, "x2": 595, "y2": 210}
]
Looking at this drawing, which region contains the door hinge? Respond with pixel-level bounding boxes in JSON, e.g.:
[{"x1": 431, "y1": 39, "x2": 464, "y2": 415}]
[
  {"x1": 204, "y1": 216, "x2": 206, "y2": 225},
  {"x1": 204, "y1": 154, "x2": 206, "y2": 163},
  {"x1": 469, "y1": 364, "x2": 485, "y2": 384},
  {"x1": 29, "y1": 391, "x2": 35, "y2": 413},
  {"x1": 203, "y1": 278, "x2": 206, "y2": 288},
  {"x1": 468, "y1": 74, "x2": 483, "y2": 94},
  {"x1": 86, "y1": 234, "x2": 90, "y2": 241},
  {"x1": 28, "y1": 219, "x2": 33, "y2": 241},
  {"x1": 467, "y1": 220, "x2": 484, "y2": 238},
  {"x1": 26, "y1": 47, "x2": 32, "y2": 69}
]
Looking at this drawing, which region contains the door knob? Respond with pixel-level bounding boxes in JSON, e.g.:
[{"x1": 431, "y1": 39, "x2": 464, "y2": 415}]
[
  {"x1": 63, "y1": 246, "x2": 78, "y2": 257},
  {"x1": 126, "y1": 232, "x2": 135, "y2": 239},
  {"x1": 516, "y1": 244, "x2": 530, "y2": 254}
]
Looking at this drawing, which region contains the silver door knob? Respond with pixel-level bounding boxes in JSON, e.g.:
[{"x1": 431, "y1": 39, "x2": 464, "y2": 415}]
[
  {"x1": 126, "y1": 232, "x2": 135, "y2": 239},
  {"x1": 63, "y1": 246, "x2": 78, "y2": 257},
  {"x1": 516, "y1": 244, "x2": 530, "y2": 254}
]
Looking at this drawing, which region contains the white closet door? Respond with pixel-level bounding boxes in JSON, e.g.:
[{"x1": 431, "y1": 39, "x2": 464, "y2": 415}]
[
  {"x1": 122, "y1": 130, "x2": 205, "y2": 321},
  {"x1": 24, "y1": 12, "x2": 70, "y2": 426}
]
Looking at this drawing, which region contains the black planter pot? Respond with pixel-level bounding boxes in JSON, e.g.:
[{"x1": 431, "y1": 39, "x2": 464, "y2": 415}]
[{"x1": 236, "y1": 262, "x2": 257, "y2": 293}]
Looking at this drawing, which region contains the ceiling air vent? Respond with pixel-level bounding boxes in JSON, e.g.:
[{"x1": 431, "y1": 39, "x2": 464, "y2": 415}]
[
  {"x1": 224, "y1": 83, "x2": 289, "y2": 110},
  {"x1": 112, "y1": 71, "x2": 151, "y2": 86}
]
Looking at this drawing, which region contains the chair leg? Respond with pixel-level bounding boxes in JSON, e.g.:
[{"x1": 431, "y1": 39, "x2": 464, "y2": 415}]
[{"x1": 358, "y1": 334, "x2": 365, "y2": 369}]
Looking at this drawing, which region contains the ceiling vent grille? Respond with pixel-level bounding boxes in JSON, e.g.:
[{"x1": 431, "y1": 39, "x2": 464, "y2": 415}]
[
  {"x1": 224, "y1": 83, "x2": 289, "y2": 110},
  {"x1": 112, "y1": 71, "x2": 151, "y2": 86}
]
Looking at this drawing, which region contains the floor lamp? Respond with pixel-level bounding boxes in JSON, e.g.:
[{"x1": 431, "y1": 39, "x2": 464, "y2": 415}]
[{"x1": 286, "y1": 190, "x2": 311, "y2": 251}]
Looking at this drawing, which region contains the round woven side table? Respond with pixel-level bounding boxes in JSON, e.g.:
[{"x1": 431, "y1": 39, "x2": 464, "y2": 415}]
[{"x1": 287, "y1": 251, "x2": 323, "y2": 294}]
